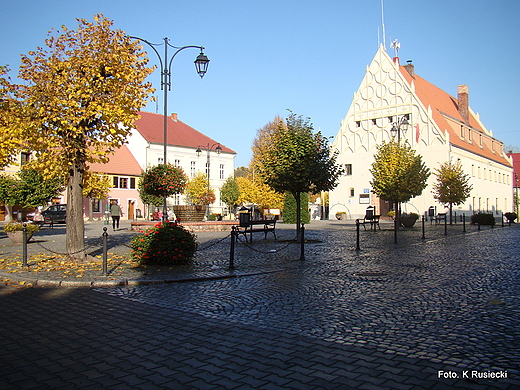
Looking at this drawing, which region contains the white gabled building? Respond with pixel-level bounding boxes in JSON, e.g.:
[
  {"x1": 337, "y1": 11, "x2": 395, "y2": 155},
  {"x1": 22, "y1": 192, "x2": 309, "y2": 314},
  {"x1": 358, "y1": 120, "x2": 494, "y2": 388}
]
[
  {"x1": 126, "y1": 111, "x2": 236, "y2": 215},
  {"x1": 329, "y1": 46, "x2": 513, "y2": 220}
]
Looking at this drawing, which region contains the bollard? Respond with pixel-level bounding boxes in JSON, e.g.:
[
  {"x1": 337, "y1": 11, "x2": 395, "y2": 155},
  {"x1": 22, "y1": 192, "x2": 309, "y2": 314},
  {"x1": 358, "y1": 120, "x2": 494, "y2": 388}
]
[
  {"x1": 444, "y1": 214, "x2": 447, "y2": 235},
  {"x1": 421, "y1": 215, "x2": 425, "y2": 239},
  {"x1": 229, "y1": 226, "x2": 236, "y2": 270},
  {"x1": 454, "y1": 212, "x2": 457, "y2": 224},
  {"x1": 478, "y1": 221, "x2": 481, "y2": 231},
  {"x1": 355, "y1": 219, "x2": 360, "y2": 251},
  {"x1": 300, "y1": 224, "x2": 305, "y2": 260},
  {"x1": 502, "y1": 213, "x2": 505, "y2": 227},
  {"x1": 463, "y1": 213, "x2": 466, "y2": 233},
  {"x1": 102, "y1": 227, "x2": 108, "y2": 275},
  {"x1": 22, "y1": 223, "x2": 28, "y2": 267}
]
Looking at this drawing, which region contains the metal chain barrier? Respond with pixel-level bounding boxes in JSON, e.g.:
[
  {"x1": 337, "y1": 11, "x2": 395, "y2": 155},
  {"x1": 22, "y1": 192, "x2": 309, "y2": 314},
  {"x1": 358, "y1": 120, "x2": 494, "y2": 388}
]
[
  {"x1": 34, "y1": 237, "x2": 104, "y2": 256},
  {"x1": 196, "y1": 233, "x2": 232, "y2": 252},
  {"x1": 235, "y1": 233, "x2": 298, "y2": 254}
]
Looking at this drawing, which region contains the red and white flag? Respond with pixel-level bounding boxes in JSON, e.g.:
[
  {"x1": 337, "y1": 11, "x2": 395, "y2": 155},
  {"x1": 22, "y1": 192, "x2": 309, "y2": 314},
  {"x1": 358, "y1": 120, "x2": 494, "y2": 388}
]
[{"x1": 415, "y1": 123, "x2": 420, "y2": 143}]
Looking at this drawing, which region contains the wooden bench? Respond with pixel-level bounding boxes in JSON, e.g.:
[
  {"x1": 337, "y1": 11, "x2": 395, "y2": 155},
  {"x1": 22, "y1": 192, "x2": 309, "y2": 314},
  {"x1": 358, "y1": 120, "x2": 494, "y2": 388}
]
[
  {"x1": 430, "y1": 212, "x2": 447, "y2": 225},
  {"x1": 359, "y1": 214, "x2": 381, "y2": 230},
  {"x1": 236, "y1": 219, "x2": 277, "y2": 243}
]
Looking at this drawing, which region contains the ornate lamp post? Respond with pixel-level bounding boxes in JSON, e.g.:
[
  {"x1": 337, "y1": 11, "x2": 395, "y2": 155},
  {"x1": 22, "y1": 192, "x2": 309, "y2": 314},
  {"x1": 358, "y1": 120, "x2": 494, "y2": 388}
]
[
  {"x1": 390, "y1": 115, "x2": 410, "y2": 144},
  {"x1": 129, "y1": 36, "x2": 209, "y2": 220},
  {"x1": 196, "y1": 143, "x2": 222, "y2": 219},
  {"x1": 390, "y1": 115, "x2": 410, "y2": 244}
]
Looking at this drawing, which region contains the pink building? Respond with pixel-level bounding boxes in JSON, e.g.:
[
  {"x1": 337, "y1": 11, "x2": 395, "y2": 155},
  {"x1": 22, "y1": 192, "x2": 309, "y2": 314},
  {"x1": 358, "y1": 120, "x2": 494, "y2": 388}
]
[{"x1": 85, "y1": 145, "x2": 144, "y2": 221}]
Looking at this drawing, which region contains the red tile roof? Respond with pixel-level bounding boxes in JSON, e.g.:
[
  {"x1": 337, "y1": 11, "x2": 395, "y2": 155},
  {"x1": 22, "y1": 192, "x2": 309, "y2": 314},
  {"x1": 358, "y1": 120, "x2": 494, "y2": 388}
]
[
  {"x1": 89, "y1": 145, "x2": 143, "y2": 176},
  {"x1": 399, "y1": 65, "x2": 511, "y2": 167},
  {"x1": 134, "y1": 111, "x2": 236, "y2": 154}
]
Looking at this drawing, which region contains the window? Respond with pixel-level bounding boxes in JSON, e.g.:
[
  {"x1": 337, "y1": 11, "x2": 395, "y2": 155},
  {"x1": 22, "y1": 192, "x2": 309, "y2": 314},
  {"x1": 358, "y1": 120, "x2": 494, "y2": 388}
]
[
  {"x1": 174, "y1": 159, "x2": 181, "y2": 166},
  {"x1": 113, "y1": 176, "x2": 133, "y2": 189},
  {"x1": 92, "y1": 199, "x2": 101, "y2": 213},
  {"x1": 345, "y1": 164, "x2": 353, "y2": 175},
  {"x1": 205, "y1": 162, "x2": 209, "y2": 177},
  {"x1": 158, "y1": 157, "x2": 164, "y2": 164},
  {"x1": 21, "y1": 152, "x2": 31, "y2": 165},
  {"x1": 219, "y1": 164, "x2": 225, "y2": 180},
  {"x1": 190, "y1": 161, "x2": 196, "y2": 177},
  {"x1": 471, "y1": 165, "x2": 475, "y2": 177},
  {"x1": 349, "y1": 188, "x2": 355, "y2": 197}
]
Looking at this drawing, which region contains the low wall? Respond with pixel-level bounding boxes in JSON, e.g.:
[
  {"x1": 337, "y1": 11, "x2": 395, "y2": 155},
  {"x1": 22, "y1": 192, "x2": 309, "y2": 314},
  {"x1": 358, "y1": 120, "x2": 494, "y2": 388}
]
[{"x1": 131, "y1": 220, "x2": 237, "y2": 233}]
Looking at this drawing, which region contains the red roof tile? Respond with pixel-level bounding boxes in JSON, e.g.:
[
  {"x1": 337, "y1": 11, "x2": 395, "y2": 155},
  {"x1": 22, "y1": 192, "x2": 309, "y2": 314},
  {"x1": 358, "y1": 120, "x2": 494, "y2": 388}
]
[
  {"x1": 399, "y1": 65, "x2": 511, "y2": 167},
  {"x1": 88, "y1": 145, "x2": 143, "y2": 176},
  {"x1": 134, "y1": 111, "x2": 236, "y2": 154}
]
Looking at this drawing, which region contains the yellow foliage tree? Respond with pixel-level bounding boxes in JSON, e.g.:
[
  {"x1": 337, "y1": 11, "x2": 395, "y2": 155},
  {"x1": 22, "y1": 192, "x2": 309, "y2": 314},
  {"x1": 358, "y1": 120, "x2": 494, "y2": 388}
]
[
  {"x1": 82, "y1": 171, "x2": 112, "y2": 220},
  {"x1": 185, "y1": 172, "x2": 215, "y2": 205},
  {"x1": 0, "y1": 66, "x2": 23, "y2": 169},
  {"x1": 17, "y1": 14, "x2": 154, "y2": 258},
  {"x1": 236, "y1": 176, "x2": 284, "y2": 214},
  {"x1": 250, "y1": 116, "x2": 284, "y2": 181}
]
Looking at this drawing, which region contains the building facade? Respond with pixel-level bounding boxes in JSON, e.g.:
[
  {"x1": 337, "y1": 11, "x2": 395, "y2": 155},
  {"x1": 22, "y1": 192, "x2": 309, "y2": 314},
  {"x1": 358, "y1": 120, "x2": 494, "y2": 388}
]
[
  {"x1": 126, "y1": 111, "x2": 236, "y2": 216},
  {"x1": 329, "y1": 47, "x2": 513, "y2": 220}
]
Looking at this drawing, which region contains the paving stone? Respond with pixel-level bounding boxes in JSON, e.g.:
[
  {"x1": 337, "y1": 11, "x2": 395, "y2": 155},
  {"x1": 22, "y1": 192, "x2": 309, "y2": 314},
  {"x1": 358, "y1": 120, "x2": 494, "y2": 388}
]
[{"x1": 1, "y1": 221, "x2": 519, "y2": 389}]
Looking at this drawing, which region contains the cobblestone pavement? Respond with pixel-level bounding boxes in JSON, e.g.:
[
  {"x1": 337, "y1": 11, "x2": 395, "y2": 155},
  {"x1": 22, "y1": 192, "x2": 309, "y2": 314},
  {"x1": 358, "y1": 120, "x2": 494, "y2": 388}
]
[{"x1": 0, "y1": 220, "x2": 519, "y2": 389}]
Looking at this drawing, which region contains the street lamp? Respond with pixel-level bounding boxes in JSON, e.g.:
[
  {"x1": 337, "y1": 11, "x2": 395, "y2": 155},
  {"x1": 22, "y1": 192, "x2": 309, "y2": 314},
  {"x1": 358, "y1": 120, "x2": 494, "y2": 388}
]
[
  {"x1": 129, "y1": 36, "x2": 209, "y2": 220},
  {"x1": 390, "y1": 115, "x2": 410, "y2": 144},
  {"x1": 390, "y1": 115, "x2": 410, "y2": 244},
  {"x1": 196, "y1": 143, "x2": 222, "y2": 219}
]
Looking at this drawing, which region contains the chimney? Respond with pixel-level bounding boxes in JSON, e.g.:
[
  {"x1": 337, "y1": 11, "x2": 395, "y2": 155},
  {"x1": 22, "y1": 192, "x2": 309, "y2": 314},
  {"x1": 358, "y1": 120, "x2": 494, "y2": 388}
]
[
  {"x1": 171, "y1": 113, "x2": 178, "y2": 122},
  {"x1": 393, "y1": 57, "x2": 400, "y2": 66},
  {"x1": 457, "y1": 85, "x2": 469, "y2": 123},
  {"x1": 403, "y1": 60, "x2": 415, "y2": 78}
]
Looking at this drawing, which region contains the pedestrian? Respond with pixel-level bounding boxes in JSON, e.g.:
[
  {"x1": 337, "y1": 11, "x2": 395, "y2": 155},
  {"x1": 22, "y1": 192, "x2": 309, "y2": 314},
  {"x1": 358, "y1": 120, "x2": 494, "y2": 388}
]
[
  {"x1": 110, "y1": 200, "x2": 123, "y2": 230},
  {"x1": 167, "y1": 207, "x2": 176, "y2": 221}
]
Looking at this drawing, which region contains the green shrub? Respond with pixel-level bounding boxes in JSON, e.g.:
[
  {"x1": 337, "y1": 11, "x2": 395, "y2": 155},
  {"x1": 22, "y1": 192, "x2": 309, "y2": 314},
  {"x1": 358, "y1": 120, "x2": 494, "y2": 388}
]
[
  {"x1": 131, "y1": 221, "x2": 198, "y2": 266},
  {"x1": 471, "y1": 213, "x2": 496, "y2": 226},
  {"x1": 4, "y1": 222, "x2": 40, "y2": 233},
  {"x1": 209, "y1": 213, "x2": 222, "y2": 221},
  {"x1": 283, "y1": 192, "x2": 310, "y2": 224}
]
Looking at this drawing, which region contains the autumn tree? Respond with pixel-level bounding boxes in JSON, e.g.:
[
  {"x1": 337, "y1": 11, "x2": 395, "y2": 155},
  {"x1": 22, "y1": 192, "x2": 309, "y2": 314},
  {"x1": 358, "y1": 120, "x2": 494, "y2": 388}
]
[
  {"x1": 82, "y1": 171, "x2": 112, "y2": 220},
  {"x1": 0, "y1": 66, "x2": 23, "y2": 169},
  {"x1": 185, "y1": 172, "x2": 215, "y2": 205},
  {"x1": 255, "y1": 112, "x2": 343, "y2": 240},
  {"x1": 235, "y1": 176, "x2": 284, "y2": 213},
  {"x1": 370, "y1": 140, "x2": 430, "y2": 241},
  {"x1": 17, "y1": 14, "x2": 154, "y2": 258},
  {"x1": 432, "y1": 160, "x2": 473, "y2": 224},
  {"x1": 220, "y1": 176, "x2": 240, "y2": 216}
]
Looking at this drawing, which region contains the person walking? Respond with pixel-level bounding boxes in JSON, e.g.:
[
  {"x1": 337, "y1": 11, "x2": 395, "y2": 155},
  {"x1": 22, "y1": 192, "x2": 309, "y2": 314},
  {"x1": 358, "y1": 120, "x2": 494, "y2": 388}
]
[{"x1": 110, "y1": 200, "x2": 123, "y2": 230}]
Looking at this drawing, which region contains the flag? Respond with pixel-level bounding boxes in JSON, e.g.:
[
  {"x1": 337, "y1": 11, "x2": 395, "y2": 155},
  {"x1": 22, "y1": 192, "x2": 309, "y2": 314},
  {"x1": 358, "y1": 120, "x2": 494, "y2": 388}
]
[{"x1": 415, "y1": 123, "x2": 420, "y2": 143}]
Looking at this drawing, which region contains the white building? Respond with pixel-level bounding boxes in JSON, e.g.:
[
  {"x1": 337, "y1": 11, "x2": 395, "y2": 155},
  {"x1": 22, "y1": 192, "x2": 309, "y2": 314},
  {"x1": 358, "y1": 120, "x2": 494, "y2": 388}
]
[
  {"x1": 329, "y1": 46, "x2": 513, "y2": 220},
  {"x1": 126, "y1": 111, "x2": 236, "y2": 215}
]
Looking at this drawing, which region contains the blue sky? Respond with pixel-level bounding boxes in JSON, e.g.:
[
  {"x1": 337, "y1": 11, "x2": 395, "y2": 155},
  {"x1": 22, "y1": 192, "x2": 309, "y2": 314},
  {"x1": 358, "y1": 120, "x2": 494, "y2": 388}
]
[{"x1": 2, "y1": 0, "x2": 519, "y2": 167}]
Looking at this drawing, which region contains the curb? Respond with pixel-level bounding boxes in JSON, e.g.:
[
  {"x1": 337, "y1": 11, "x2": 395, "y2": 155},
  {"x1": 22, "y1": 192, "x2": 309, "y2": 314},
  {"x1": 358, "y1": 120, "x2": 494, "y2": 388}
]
[{"x1": 0, "y1": 268, "x2": 286, "y2": 288}]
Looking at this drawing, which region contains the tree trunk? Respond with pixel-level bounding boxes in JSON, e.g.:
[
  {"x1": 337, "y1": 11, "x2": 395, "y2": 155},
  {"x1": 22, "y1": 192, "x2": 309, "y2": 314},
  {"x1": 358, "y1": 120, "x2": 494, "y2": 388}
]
[
  {"x1": 449, "y1": 203, "x2": 453, "y2": 225},
  {"x1": 295, "y1": 191, "x2": 302, "y2": 242},
  {"x1": 66, "y1": 163, "x2": 85, "y2": 259}
]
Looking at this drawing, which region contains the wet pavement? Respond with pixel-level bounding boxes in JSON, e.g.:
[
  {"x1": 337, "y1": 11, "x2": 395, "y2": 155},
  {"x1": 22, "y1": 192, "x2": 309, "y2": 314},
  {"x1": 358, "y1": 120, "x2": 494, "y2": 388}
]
[{"x1": 0, "y1": 220, "x2": 519, "y2": 389}]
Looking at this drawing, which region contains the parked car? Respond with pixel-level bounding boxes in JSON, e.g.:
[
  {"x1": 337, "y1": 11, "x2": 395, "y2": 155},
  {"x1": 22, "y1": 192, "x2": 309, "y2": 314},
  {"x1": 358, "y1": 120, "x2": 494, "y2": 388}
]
[{"x1": 41, "y1": 204, "x2": 67, "y2": 224}]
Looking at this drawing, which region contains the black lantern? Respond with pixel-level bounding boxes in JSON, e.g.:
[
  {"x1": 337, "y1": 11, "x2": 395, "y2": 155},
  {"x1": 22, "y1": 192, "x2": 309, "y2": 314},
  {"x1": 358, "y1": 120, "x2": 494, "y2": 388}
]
[{"x1": 195, "y1": 51, "x2": 210, "y2": 78}]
